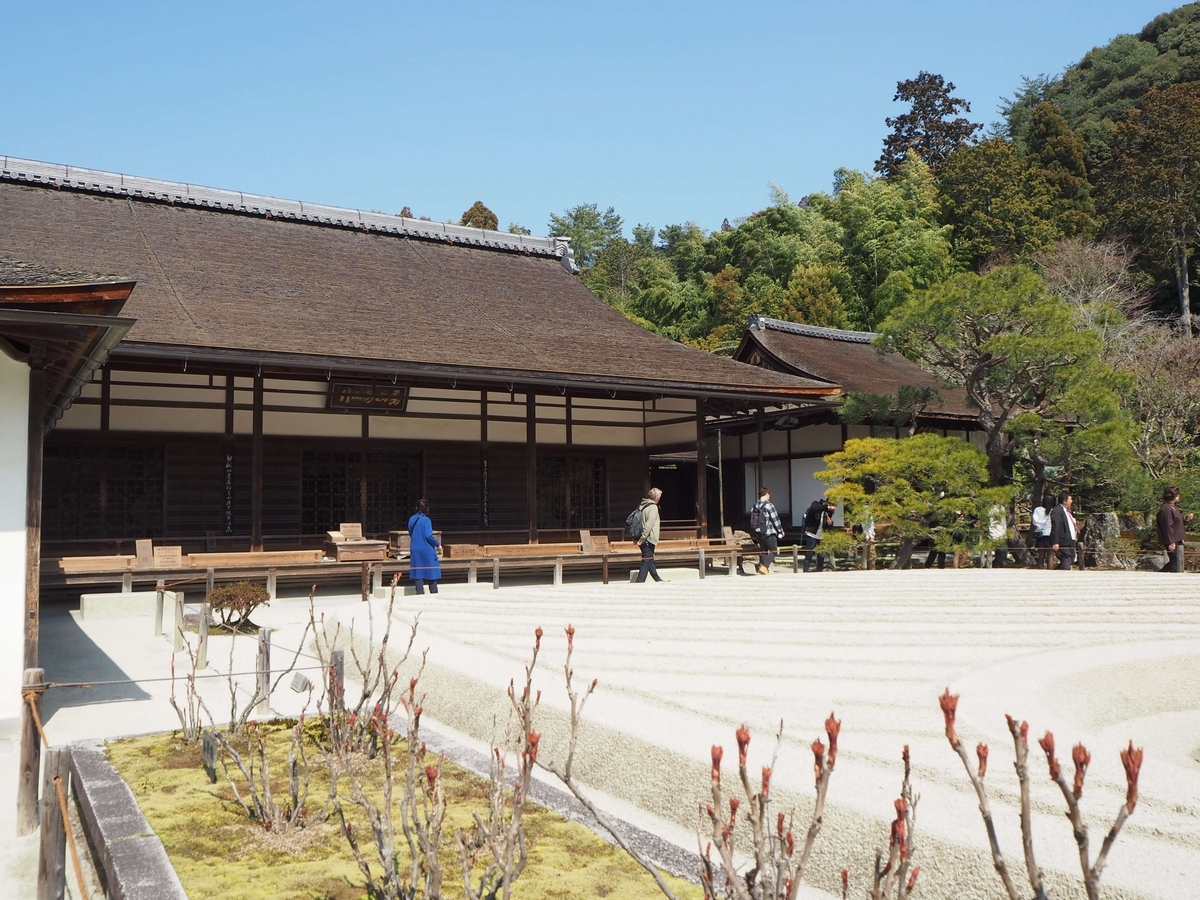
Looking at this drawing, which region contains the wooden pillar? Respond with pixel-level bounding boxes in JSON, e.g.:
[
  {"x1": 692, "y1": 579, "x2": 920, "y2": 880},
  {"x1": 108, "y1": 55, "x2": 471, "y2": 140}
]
[
  {"x1": 24, "y1": 367, "x2": 45, "y2": 671},
  {"x1": 480, "y1": 391, "x2": 489, "y2": 532},
  {"x1": 251, "y1": 372, "x2": 264, "y2": 552},
  {"x1": 360, "y1": 414, "x2": 368, "y2": 529},
  {"x1": 99, "y1": 366, "x2": 111, "y2": 431},
  {"x1": 695, "y1": 400, "x2": 707, "y2": 538},
  {"x1": 526, "y1": 391, "x2": 537, "y2": 543},
  {"x1": 565, "y1": 394, "x2": 573, "y2": 445},
  {"x1": 17, "y1": 667, "x2": 44, "y2": 835},
  {"x1": 755, "y1": 409, "x2": 765, "y2": 495},
  {"x1": 37, "y1": 747, "x2": 69, "y2": 900}
]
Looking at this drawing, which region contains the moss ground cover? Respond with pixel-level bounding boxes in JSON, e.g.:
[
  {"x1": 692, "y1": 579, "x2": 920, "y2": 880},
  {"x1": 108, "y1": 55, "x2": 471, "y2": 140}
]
[{"x1": 107, "y1": 724, "x2": 700, "y2": 900}]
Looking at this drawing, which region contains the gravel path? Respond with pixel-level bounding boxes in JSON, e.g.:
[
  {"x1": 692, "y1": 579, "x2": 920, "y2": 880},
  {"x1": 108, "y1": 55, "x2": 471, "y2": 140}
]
[{"x1": 330, "y1": 569, "x2": 1200, "y2": 900}]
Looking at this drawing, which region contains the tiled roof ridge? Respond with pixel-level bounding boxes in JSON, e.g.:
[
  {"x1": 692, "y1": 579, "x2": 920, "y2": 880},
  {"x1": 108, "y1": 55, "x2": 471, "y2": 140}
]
[
  {"x1": 1, "y1": 154, "x2": 578, "y2": 272},
  {"x1": 748, "y1": 314, "x2": 875, "y2": 344}
]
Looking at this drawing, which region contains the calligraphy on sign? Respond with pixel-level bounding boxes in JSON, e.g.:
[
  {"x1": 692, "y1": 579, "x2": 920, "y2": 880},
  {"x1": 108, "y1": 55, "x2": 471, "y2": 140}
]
[{"x1": 328, "y1": 383, "x2": 409, "y2": 411}]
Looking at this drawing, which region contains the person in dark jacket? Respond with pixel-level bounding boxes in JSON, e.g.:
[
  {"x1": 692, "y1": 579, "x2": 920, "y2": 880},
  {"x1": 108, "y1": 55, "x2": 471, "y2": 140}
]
[
  {"x1": 1049, "y1": 490, "x2": 1078, "y2": 571},
  {"x1": 408, "y1": 498, "x2": 442, "y2": 593},
  {"x1": 802, "y1": 498, "x2": 834, "y2": 573},
  {"x1": 753, "y1": 487, "x2": 783, "y2": 575},
  {"x1": 1156, "y1": 485, "x2": 1193, "y2": 573}
]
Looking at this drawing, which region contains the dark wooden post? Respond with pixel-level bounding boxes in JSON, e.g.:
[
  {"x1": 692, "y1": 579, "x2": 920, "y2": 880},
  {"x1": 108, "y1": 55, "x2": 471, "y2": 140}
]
[
  {"x1": 360, "y1": 561, "x2": 369, "y2": 603},
  {"x1": 480, "y1": 391, "x2": 489, "y2": 534},
  {"x1": 37, "y1": 746, "x2": 69, "y2": 900},
  {"x1": 755, "y1": 408, "x2": 764, "y2": 495},
  {"x1": 198, "y1": 603, "x2": 210, "y2": 669},
  {"x1": 25, "y1": 367, "x2": 45, "y2": 671},
  {"x1": 205, "y1": 567, "x2": 215, "y2": 599},
  {"x1": 251, "y1": 371, "x2": 264, "y2": 552},
  {"x1": 256, "y1": 628, "x2": 272, "y2": 715},
  {"x1": 329, "y1": 648, "x2": 345, "y2": 713},
  {"x1": 695, "y1": 400, "x2": 707, "y2": 538},
  {"x1": 526, "y1": 391, "x2": 537, "y2": 543},
  {"x1": 17, "y1": 667, "x2": 44, "y2": 835}
]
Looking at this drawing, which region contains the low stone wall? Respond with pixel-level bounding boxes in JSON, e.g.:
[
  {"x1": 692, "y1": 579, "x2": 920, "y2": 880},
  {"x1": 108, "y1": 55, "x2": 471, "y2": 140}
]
[{"x1": 69, "y1": 743, "x2": 188, "y2": 900}]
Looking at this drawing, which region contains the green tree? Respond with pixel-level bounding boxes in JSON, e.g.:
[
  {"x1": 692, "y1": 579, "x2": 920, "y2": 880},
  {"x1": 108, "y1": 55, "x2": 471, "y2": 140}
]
[
  {"x1": 938, "y1": 138, "x2": 1064, "y2": 270},
  {"x1": 876, "y1": 72, "x2": 982, "y2": 178},
  {"x1": 816, "y1": 156, "x2": 956, "y2": 327},
  {"x1": 1102, "y1": 82, "x2": 1200, "y2": 330},
  {"x1": 876, "y1": 266, "x2": 1127, "y2": 497},
  {"x1": 778, "y1": 263, "x2": 852, "y2": 328},
  {"x1": 461, "y1": 201, "x2": 499, "y2": 231},
  {"x1": 818, "y1": 434, "x2": 1011, "y2": 567},
  {"x1": 548, "y1": 204, "x2": 623, "y2": 268},
  {"x1": 1027, "y1": 103, "x2": 1098, "y2": 239}
]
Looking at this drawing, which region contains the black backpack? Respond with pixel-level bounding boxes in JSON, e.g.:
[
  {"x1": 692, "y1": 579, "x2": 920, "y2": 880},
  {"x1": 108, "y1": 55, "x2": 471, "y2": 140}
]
[
  {"x1": 625, "y1": 505, "x2": 645, "y2": 540},
  {"x1": 749, "y1": 503, "x2": 765, "y2": 536}
]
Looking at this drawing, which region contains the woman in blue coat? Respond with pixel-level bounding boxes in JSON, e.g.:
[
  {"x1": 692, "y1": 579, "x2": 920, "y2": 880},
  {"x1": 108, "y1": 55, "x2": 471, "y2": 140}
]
[{"x1": 407, "y1": 498, "x2": 442, "y2": 593}]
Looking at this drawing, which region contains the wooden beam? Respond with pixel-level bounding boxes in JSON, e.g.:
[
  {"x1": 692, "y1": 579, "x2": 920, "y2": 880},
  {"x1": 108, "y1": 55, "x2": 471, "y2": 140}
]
[
  {"x1": 480, "y1": 391, "x2": 489, "y2": 530},
  {"x1": 100, "y1": 366, "x2": 110, "y2": 432},
  {"x1": 696, "y1": 400, "x2": 707, "y2": 538},
  {"x1": 251, "y1": 372, "x2": 263, "y2": 552},
  {"x1": 24, "y1": 367, "x2": 44, "y2": 670},
  {"x1": 530, "y1": 393, "x2": 540, "y2": 542}
]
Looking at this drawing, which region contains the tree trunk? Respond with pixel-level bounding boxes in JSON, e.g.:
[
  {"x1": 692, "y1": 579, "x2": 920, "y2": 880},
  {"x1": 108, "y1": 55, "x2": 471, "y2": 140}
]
[
  {"x1": 1178, "y1": 234, "x2": 1192, "y2": 335},
  {"x1": 897, "y1": 536, "x2": 914, "y2": 570}
]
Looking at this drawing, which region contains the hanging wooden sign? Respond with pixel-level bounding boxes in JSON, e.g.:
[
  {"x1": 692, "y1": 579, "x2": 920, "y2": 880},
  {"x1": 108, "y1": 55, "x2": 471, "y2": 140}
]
[{"x1": 327, "y1": 382, "x2": 408, "y2": 411}]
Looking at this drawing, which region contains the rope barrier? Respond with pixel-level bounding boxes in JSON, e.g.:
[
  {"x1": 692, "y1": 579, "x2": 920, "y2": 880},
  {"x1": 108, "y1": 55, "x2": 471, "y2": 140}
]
[
  {"x1": 40, "y1": 665, "x2": 328, "y2": 691},
  {"x1": 23, "y1": 689, "x2": 91, "y2": 900}
]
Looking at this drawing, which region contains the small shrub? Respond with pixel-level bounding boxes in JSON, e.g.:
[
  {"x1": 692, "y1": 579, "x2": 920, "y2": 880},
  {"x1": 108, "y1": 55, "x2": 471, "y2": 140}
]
[{"x1": 208, "y1": 581, "x2": 269, "y2": 630}]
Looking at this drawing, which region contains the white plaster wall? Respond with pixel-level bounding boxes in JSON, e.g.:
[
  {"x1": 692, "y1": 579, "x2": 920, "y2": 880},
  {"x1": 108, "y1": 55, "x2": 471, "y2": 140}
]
[
  {"x1": 369, "y1": 416, "x2": 481, "y2": 442},
  {"x1": 743, "y1": 461, "x2": 791, "y2": 517},
  {"x1": 645, "y1": 422, "x2": 696, "y2": 447},
  {"x1": 263, "y1": 411, "x2": 360, "y2": 438},
  {"x1": 572, "y1": 424, "x2": 643, "y2": 447},
  {"x1": 0, "y1": 354, "x2": 29, "y2": 732},
  {"x1": 790, "y1": 457, "x2": 843, "y2": 528},
  {"x1": 791, "y1": 424, "x2": 842, "y2": 453},
  {"x1": 56, "y1": 402, "x2": 101, "y2": 430},
  {"x1": 110, "y1": 407, "x2": 225, "y2": 433}
]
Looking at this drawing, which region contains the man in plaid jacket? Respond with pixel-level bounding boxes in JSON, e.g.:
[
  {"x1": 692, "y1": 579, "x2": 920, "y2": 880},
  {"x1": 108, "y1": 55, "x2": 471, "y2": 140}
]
[{"x1": 753, "y1": 487, "x2": 783, "y2": 575}]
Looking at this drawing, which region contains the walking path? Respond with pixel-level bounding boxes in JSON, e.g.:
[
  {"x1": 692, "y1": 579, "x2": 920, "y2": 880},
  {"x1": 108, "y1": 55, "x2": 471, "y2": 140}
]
[{"x1": 5, "y1": 568, "x2": 1198, "y2": 899}]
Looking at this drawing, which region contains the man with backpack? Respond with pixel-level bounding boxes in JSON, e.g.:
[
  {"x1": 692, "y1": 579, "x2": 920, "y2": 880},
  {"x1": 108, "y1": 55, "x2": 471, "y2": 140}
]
[
  {"x1": 751, "y1": 487, "x2": 783, "y2": 575},
  {"x1": 802, "y1": 498, "x2": 835, "y2": 573},
  {"x1": 631, "y1": 487, "x2": 665, "y2": 583}
]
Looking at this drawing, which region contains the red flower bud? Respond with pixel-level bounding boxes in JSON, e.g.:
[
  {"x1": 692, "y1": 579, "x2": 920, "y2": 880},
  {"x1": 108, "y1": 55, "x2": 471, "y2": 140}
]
[
  {"x1": 811, "y1": 738, "x2": 825, "y2": 783},
  {"x1": 841, "y1": 869, "x2": 849, "y2": 892},
  {"x1": 565, "y1": 623, "x2": 575, "y2": 647},
  {"x1": 777, "y1": 811, "x2": 785, "y2": 836},
  {"x1": 735, "y1": 725, "x2": 750, "y2": 766},
  {"x1": 825, "y1": 712, "x2": 841, "y2": 767},
  {"x1": 1039, "y1": 731, "x2": 1060, "y2": 781},
  {"x1": 728, "y1": 798, "x2": 740, "y2": 826},
  {"x1": 424, "y1": 764, "x2": 439, "y2": 784},
  {"x1": 761, "y1": 766, "x2": 772, "y2": 798},
  {"x1": 705, "y1": 803, "x2": 715, "y2": 821},
  {"x1": 1072, "y1": 743, "x2": 1090, "y2": 799},
  {"x1": 785, "y1": 830, "x2": 795, "y2": 856},
  {"x1": 711, "y1": 745, "x2": 723, "y2": 783},
  {"x1": 939, "y1": 689, "x2": 959, "y2": 746},
  {"x1": 590, "y1": 678, "x2": 598, "y2": 691},
  {"x1": 528, "y1": 731, "x2": 541, "y2": 763},
  {"x1": 1120, "y1": 742, "x2": 1142, "y2": 812},
  {"x1": 976, "y1": 742, "x2": 989, "y2": 779}
]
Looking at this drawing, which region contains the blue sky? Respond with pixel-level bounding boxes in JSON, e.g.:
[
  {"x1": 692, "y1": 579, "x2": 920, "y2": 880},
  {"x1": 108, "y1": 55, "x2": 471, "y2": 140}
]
[{"x1": 0, "y1": 1, "x2": 1174, "y2": 236}]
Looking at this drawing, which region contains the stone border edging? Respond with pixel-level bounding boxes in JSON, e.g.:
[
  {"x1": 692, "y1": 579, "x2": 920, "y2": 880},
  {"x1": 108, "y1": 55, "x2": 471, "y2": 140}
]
[
  {"x1": 69, "y1": 742, "x2": 188, "y2": 900},
  {"x1": 420, "y1": 728, "x2": 705, "y2": 885}
]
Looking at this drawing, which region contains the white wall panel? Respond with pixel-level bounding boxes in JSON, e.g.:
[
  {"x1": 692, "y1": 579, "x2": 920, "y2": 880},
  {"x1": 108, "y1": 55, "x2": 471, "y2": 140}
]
[
  {"x1": 572, "y1": 424, "x2": 643, "y2": 447},
  {"x1": 111, "y1": 407, "x2": 225, "y2": 433},
  {"x1": 743, "y1": 461, "x2": 791, "y2": 517},
  {"x1": 370, "y1": 416, "x2": 481, "y2": 441},
  {"x1": 645, "y1": 422, "x2": 695, "y2": 447},
  {"x1": 0, "y1": 354, "x2": 28, "y2": 731},
  {"x1": 263, "y1": 411, "x2": 360, "y2": 438},
  {"x1": 790, "y1": 424, "x2": 842, "y2": 453},
  {"x1": 56, "y1": 403, "x2": 101, "y2": 431},
  {"x1": 790, "y1": 457, "x2": 843, "y2": 528},
  {"x1": 488, "y1": 421, "x2": 527, "y2": 443},
  {"x1": 537, "y1": 423, "x2": 567, "y2": 444}
]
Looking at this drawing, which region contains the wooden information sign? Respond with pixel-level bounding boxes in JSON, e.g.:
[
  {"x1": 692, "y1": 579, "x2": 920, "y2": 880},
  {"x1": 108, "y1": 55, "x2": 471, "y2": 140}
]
[
  {"x1": 339, "y1": 523, "x2": 364, "y2": 541},
  {"x1": 135, "y1": 539, "x2": 154, "y2": 569},
  {"x1": 328, "y1": 383, "x2": 408, "y2": 411},
  {"x1": 153, "y1": 546, "x2": 183, "y2": 568}
]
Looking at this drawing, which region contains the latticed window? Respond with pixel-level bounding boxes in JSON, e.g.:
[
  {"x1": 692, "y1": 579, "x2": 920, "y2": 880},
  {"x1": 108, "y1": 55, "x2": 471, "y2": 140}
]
[
  {"x1": 302, "y1": 450, "x2": 421, "y2": 537},
  {"x1": 365, "y1": 451, "x2": 421, "y2": 534},
  {"x1": 537, "y1": 455, "x2": 606, "y2": 530},
  {"x1": 43, "y1": 444, "x2": 163, "y2": 541}
]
